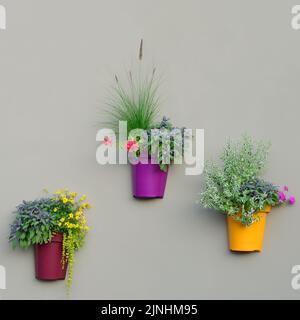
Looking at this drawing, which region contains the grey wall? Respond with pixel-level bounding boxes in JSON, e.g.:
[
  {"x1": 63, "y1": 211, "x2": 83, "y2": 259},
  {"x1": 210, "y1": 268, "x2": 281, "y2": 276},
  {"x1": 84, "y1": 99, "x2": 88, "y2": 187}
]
[{"x1": 0, "y1": 0, "x2": 299, "y2": 299}]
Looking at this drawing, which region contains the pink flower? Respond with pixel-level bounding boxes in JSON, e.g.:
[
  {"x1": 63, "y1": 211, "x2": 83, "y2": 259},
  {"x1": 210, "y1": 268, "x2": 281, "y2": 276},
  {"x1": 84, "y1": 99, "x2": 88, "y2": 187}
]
[
  {"x1": 104, "y1": 136, "x2": 112, "y2": 146},
  {"x1": 127, "y1": 140, "x2": 139, "y2": 152},
  {"x1": 289, "y1": 196, "x2": 296, "y2": 205},
  {"x1": 283, "y1": 185, "x2": 289, "y2": 192},
  {"x1": 278, "y1": 191, "x2": 286, "y2": 202}
]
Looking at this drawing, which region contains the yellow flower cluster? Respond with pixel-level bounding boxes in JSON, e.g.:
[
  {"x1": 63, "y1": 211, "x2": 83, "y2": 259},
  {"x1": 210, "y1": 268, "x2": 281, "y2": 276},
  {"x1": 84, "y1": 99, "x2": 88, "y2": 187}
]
[
  {"x1": 55, "y1": 189, "x2": 76, "y2": 203},
  {"x1": 53, "y1": 189, "x2": 91, "y2": 232}
]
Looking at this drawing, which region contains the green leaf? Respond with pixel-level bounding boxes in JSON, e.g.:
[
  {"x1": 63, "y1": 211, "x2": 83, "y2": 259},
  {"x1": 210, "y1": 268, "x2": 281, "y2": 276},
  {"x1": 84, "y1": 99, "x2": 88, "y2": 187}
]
[
  {"x1": 11, "y1": 239, "x2": 17, "y2": 249},
  {"x1": 20, "y1": 240, "x2": 27, "y2": 248},
  {"x1": 20, "y1": 233, "x2": 26, "y2": 240},
  {"x1": 36, "y1": 233, "x2": 41, "y2": 242}
]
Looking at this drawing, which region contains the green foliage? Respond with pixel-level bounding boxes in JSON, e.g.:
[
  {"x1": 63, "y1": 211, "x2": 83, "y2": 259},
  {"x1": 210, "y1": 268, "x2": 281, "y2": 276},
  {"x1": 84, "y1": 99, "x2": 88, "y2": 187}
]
[
  {"x1": 128, "y1": 116, "x2": 186, "y2": 172},
  {"x1": 238, "y1": 179, "x2": 279, "y2": 225},
  {"x1": 150, "y1": 116, "x2": 186, "y2": 172},
  {"x1": 221, "y1": 135, "x2": 270, "y2": 183},
  {"x1": 200, "y1": 135, "x2": 279, "y2": 226},
  {"x1": 9, "y1": 198, "x2": 57, "y2": 249},
  {"x1": 104, "y1": 69, "x2": 160, "y2": 135},
  {"x1": 62, "y1": 232, "x2": 75, "y2": 290}
]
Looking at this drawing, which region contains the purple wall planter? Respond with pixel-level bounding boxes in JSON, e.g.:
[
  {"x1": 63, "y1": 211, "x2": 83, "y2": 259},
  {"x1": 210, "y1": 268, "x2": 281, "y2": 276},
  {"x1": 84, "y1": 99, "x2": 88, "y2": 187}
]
[
  {"x1": 131, "y1": 162, "x2": 168, "y2": 198},
  {"x1": 34, "y1": 233, "x2": 67, "y2": 281}
]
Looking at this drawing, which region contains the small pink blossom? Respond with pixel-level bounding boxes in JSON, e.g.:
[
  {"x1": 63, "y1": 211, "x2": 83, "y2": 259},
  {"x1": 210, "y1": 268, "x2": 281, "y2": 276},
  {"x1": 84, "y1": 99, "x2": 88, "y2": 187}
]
[
  {"x1": 104, "y1": 136, "x2": 112, "y2": 146},
  {"x1": 278, "y1": 191, "x2": 286, "y2": 202},
  {"x1": 283, "y1": 185, "x2": 289, "y2": 192},
  {"x1": 127, "y1": 140, "x2": 139, "y2": 152},
  {"x1": 289, "y1": 196, "x2": 296, "y2": 205}
]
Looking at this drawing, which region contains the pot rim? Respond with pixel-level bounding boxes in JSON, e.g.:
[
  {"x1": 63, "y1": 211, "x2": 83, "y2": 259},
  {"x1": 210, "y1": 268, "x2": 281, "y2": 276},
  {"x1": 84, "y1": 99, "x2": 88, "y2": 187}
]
[{"x1": 50, "y1": 233, "x2": 64, "y2": 243}]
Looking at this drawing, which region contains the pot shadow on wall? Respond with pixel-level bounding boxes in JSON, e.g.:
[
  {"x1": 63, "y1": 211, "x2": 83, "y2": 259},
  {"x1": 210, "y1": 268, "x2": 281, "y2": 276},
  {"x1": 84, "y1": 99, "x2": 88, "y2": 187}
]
[{"x1": 184, "y1": 174, "x2": 228, "y2": 249}]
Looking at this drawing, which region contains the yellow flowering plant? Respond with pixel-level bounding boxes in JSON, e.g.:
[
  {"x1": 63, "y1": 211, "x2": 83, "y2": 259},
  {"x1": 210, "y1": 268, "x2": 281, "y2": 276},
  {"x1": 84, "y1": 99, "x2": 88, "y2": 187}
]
[{"x1": 51, "y1": 189, "x2": 91, "y2": 289}]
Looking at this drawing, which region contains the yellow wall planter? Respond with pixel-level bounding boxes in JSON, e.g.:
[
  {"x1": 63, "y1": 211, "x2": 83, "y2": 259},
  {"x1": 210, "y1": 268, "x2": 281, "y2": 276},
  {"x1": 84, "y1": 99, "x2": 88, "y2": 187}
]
[{"x1": 227, "y1": 206, "x2": 272, "y2": 252}]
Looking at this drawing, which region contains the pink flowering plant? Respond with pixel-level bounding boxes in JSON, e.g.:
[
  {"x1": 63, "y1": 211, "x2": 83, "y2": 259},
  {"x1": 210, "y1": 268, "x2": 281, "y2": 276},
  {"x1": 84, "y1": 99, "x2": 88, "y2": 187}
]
[
  {"x1": 127, "y1": 139, "x2": 140, "y2": 153},
  {"x1": 200, "y1": 135, "x2": 295, "y2": 226},
  {"x1": 278, "y1": 186, "x2": 295, "y2": 205}
]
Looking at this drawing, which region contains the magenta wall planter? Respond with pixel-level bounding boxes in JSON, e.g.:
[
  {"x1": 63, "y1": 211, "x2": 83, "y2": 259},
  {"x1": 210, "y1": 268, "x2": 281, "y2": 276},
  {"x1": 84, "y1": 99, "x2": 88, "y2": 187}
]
[
  {"x1": 34, "y1": 233, "x2": 67, "y2": 281},
  {"x1": 131, "y1": 162, "x2": 168, "y2": 198}
]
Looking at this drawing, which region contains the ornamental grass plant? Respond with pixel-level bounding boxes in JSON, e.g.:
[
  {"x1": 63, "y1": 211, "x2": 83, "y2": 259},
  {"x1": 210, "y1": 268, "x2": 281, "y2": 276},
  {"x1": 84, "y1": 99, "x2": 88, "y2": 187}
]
[{"x1": 102, "y1": 40, "x2": 186, "y2": 172}]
